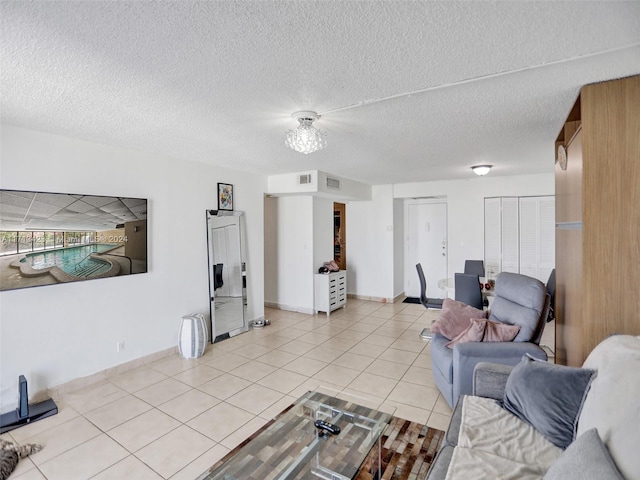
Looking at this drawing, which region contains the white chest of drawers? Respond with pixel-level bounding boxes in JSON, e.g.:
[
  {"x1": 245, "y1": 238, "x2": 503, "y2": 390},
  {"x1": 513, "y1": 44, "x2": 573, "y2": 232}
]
[{"x1": 314, "y1": 270, "x2": 347, "y2": 315}]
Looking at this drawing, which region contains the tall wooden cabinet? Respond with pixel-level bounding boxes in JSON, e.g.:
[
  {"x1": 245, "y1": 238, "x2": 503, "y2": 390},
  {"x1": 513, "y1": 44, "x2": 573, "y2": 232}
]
[{"x1": 554, "y1": 75, "x2": 640, "y2": 366}]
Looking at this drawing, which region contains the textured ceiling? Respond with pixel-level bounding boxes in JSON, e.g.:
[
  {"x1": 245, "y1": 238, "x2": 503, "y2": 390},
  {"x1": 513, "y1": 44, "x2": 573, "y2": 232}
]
[{"x1": 2, "y1": 1, "x2": 639, "y2": 185}]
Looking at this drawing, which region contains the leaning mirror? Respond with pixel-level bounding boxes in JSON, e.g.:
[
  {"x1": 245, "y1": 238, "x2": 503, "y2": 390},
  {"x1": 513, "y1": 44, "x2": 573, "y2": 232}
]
[{"x1": 206, "y1": 210, "x2": 247, "y2": 343}]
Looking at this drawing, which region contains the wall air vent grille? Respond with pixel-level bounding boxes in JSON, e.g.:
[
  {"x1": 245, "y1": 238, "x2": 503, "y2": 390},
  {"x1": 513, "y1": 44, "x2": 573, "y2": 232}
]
[
  {"x1": 299, "y1": 174, "x2": 312, "y2": 185},
  {"x1": 326, "y1": 177, "x2": 340, "y2": 189}
]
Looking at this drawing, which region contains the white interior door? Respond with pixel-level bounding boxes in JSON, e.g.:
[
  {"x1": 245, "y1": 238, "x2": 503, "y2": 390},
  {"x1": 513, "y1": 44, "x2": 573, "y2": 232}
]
[{"x1": 406, "y1": 202, "x2": 447, "y2": 298}]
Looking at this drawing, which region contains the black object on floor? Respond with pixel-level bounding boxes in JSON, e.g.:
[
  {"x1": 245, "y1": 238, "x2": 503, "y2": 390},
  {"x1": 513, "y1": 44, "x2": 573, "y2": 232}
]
[
  {"x1": 403, "y1": 297, "x2": 421, "y2": 304},
  {"x1": 0, "y1": 375, "x2": 58, "y2": 434}
]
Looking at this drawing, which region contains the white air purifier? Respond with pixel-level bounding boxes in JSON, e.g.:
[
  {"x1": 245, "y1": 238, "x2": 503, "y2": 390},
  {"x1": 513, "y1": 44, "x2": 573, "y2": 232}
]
[{"x1": 178, "y1": 314, "x2": 207, "y2": 359}]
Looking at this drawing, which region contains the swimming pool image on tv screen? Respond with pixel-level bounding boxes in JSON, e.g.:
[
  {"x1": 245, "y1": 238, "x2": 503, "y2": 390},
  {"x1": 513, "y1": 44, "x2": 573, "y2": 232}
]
[
  {"x1": 22, "y1": 244, "x2": 119, "y2": 277},
  {"x1": 0, "y1": 189, "x2": 148, "y2": 291}
]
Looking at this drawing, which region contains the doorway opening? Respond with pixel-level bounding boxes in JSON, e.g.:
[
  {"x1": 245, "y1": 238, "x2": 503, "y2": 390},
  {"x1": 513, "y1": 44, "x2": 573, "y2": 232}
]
[{"x1": 333, "y1": 203, "x2": 346, "y2": 270}]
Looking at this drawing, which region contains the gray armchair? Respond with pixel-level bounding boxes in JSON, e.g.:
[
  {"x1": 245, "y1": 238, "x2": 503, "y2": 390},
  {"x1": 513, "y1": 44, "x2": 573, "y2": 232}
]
[{"x1": 430, "y1": 272, "x2": 550, "y2": 408}]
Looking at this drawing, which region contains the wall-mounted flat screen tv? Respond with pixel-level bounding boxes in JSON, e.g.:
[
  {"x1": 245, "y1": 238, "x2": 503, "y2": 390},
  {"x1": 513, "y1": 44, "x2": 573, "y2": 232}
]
[{"x1": 0, "y1": 189, "x2": 147, "y2": 292}]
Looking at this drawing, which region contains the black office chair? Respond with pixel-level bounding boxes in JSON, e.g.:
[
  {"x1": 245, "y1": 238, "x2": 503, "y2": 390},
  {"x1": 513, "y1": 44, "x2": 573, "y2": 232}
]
[
  {"x1": 465, "y1": 260, "x2": 488, "y2": 307},
  {"x1": 464, "y1": 260, "x2": 485, "y2": 277},
  {"x1": 454, "y1": 273, "x2": 484, "y2": 310},
  {"x1": 416, "y1": 263, "x2": 444, "y2": 309},
  {"x1": 546, "y1": 269, "x2": 556, "y2": 322},
  {"x1": 214, "y1": 263, "x2": 224, "y2": 290}
]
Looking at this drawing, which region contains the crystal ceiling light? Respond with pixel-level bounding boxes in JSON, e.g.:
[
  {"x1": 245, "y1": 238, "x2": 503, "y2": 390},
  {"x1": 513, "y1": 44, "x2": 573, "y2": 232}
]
[
  {"x1": 471, "y1": 165, "x2": 492, "y2": 176},
  {"x1": 285, "y1": 111, "x2": 327, "y2": 154}
]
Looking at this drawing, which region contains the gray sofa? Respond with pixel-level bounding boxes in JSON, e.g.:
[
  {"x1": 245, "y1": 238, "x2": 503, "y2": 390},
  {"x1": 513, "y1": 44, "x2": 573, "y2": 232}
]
[
  {"x1": 426, "y1": 334, "x2": 640, "y2": 480},
  {"x1": 431, "y1": 272, "x2": 550, "y2": 408}
]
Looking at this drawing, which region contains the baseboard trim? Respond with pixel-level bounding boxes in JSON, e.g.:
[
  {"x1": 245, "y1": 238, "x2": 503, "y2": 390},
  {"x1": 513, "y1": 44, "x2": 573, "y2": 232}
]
[
  {"x1": 264, "y1": 302, "x2": 315, "y2": 315},
  {"x1": 44, "y1": 346, "x2": 178, "y2": 403},
  {"x1": 347, "y1": 293, "x2": 397, "y2": 303}
]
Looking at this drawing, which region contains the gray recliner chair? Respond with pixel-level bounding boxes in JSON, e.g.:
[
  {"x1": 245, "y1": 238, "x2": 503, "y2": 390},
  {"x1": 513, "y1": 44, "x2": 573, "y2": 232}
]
[{"x1": 430, "y1": 272, "x2": 550, "y2": 408}]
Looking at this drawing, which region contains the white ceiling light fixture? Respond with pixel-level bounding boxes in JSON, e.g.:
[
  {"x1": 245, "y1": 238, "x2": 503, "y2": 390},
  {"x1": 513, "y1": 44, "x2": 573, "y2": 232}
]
[
  {"x1": 285, "y1": 111, "x2": 327, "y2": 154},
  {"x1": 471, "y1": 165, "x2": 492, "y2": 176}
]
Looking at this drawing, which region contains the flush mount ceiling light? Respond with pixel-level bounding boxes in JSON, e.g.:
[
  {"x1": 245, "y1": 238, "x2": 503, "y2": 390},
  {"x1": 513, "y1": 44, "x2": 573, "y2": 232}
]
[
  {"x1": 285, "y1": 111, "x2": 327, "y2": 154},
  {"x1": 471, "y1": 165, "x2": 492, "y2": 176}
]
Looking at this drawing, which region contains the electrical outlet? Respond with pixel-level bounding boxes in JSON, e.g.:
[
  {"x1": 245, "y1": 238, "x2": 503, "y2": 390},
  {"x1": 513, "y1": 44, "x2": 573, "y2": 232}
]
[{"x1": 116, "y1": 341, "x2": 125, "y2": 352}]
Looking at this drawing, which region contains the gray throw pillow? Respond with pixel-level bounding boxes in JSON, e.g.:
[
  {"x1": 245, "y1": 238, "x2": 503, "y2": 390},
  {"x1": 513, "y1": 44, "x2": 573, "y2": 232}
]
[
  {"x1": 503, "y1": 355, "x2": 596, "y2": 449},
  {"x1": 544, "y1": 429, "x2": 624, "y2": 480}
]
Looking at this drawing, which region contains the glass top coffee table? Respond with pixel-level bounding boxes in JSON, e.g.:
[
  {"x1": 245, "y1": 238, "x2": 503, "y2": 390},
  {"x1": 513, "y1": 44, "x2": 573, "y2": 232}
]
[{"x1": 196, "y1": 390, "x2": 395, "y2": 480}]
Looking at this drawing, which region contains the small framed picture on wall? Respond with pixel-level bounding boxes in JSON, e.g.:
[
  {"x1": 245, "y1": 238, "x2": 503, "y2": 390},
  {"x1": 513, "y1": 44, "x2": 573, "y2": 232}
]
[{"x1": 217, "y1": 183, "x2": 233, "y2": 211}]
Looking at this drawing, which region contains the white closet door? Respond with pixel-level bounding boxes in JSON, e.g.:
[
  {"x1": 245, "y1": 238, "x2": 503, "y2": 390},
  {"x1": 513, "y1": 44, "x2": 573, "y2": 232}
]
[
  {"x1": 502, "y1": 197, "x2": 519, "y2": 273},
  {"x1": 538, "y1": 197, "x2": 556, "y2": 283},
  {"x1": 519, "y1": 197, "x2": 539, "y2": 279},
  {"x1": 484, "y1": 198, "x2": 502, "y2": 277}
]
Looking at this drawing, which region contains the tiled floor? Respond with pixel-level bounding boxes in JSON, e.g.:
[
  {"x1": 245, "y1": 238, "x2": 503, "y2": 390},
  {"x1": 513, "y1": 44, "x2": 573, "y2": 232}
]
[{"x1": 3, "y1": 299, "x2": 452, "y2": 480}]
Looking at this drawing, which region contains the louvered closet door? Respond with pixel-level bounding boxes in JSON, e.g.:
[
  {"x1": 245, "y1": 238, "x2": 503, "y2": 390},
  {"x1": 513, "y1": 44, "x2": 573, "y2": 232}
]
[
  {"x1": 501, "y1": 198, "x2": 520, "y2": 273},
  {"x1": 519, "y1": 196, "x2": 555, "y2": 283}
]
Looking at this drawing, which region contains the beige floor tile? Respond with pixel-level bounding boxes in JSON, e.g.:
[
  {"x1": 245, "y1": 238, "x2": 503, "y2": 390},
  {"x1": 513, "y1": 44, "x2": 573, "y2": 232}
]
[
  {"x1": 312, "y1": 364, "x2": 360, "y2": 387},
  {"x1": 172, "y1": 364, "x2": 224, "y2": 387},
  {"x1": 432, "y1": 394, "x2": 453, "y2": 415},
  {"x1": 133, "y1": 378, "x2": 192, "y2": 406},
  {"x1": 361, "y1": 334, "x2": 396, "y2": 348},
  {"x1": 226, "y1": 384, "x2": 285, "y2": 415},
  {"x1": 107, "y1": 409, "x2": 181, "y2": 452},
  {"x1": 321, "y1": 337, "x2": 360, "y2": 352},
  {"x1": 158, "y1": 389, "x2": 221, "y2": 423},
  {"x1": 347, "y1": 372, "x2": 398, "y2": 398},
  {"x1": 257, "y1": 369, "x2": 308, "y2": 394},
  {"x1": 91, "y1": 455, "x2": 164, "y2": 479},
  {"x1": 387, "y1": 382, "x2": 440, "y2": 410},
  {"x1": 332, "y1": 352, "x2": 375, "y2": 371},
  {"x1": 62, "y1": 381, "x2": 128, "y2": 414},
  {"x1": 84, "y1": 394, "x2": 152, "y2": 431},
  {"x1": 253, "y1": 334, "x2": 293, "y2": 349},
  {"x1": 146, "y1": 355, "x2": 200, "y2": 376},
  {"x1": 265, "y1": 327, "x2": 308, "y2": 340},
  {"x1": 378, "y1": 348, "x2": 419, "y2": 366},
  {"x1": 229, "y1": 361, "x2": 278, "y2": 382},
  {"x1": 384, "y1": 401, "x2": 431, "y2": 425},
  {"x1": 202, "y1": 352, "x2": 250, "y2": 372},
  {"x1": 412, "y1": 352, "x2": 433, "y2": 369},
  {"x1": 401, "y1": 365, "x2": 436, "y2": 388},
  {"x1": 374, "y1": 326, "x2": 407, "y2": 339},
  {"x1": 232, "y1": 343, "x2": 273, "y2": 359},
  {"x1": 135, "y1": 425, "x2": 215, "y2": 478},
  {"x1": 219, "y1": 416, "x2": 270, "y2": 450},
  {"x1": 338, "y1": 389, "x2": 385, "y2": 410},
  {"x1": 7, "y1": 456, "x2": 36, "y2": 478},
  {"x1": 348, "y1": 322, "x2": 380, "y2": 334},
  {"x1": 296, "y1": 332, "x2": 333, "y2": 346},
  {"x1": 9, "y1": 402, "x2": 80, "y2": 443},
  {"x1": 38, "y1": 434, "x2": 128, "y2": 480},
  {"x1": 427, "y1": 411, "x2": 451, "y2": 432},
  {"x1": 389, "y1": 338, "x2": 427, "y2": 353},
  {"x1": 277, "y1": 341, "x2": 317, "y2": 355},
  {"x1": 169, "y1": 444, "x2": 231, "y2": 480},
  {"x1": 288, "y1": 379, "x2": 344, "y2": 399},
  {"x1": 26, "y1": 416, "x2": 102, "y2": 465},
  {"x1": 9, "y1": 467, "x2": 46, "y2": 480},
  {"x1": 197, "y1": 373, "x2": 252, "y2": 400},
  {"x1": 304, "y1": 345, "x2": 344, "y2": 363},
  {"x1": 108, "y1": 367, "x2": 168, "y2": 393},
  {"x1": 281, "y1": 356, "x2": 327, "y2": 376},
  {"x1": 187, "y1": 402, "x2": 254, "y2": 442},
  {"x1": 347, "y1": 342, "x2": 381, "y2": 358},
  {"x1": 255, "y1": 349, "x2": 299, "y2": 368},
  {"x1": 365, "y1": 358, "x2": 410, "y2": 380},
  {"x1": 258, "y1": 394, "x2": 297, "y2": 420}
]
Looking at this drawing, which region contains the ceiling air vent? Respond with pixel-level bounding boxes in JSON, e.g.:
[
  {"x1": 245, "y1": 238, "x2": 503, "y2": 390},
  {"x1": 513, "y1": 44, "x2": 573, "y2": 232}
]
[
  {"x1": 326, "y1": 177, "x2": 340, "y2": 189},
  {"x1": 298, "y1": 174, "x2": 312, "y2": 185}
]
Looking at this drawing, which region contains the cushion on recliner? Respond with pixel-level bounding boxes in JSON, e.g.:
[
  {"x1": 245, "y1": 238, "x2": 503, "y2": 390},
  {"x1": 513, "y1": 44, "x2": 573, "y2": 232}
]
[{"x1": 489, "y1": 272, "x2": 547, "y2": 342}]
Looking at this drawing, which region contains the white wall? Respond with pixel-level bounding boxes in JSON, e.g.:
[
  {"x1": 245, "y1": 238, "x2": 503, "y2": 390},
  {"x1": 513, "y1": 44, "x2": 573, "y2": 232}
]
[
  {"x1": 0, "y1": 125, "x2": 266, "y2": 410},
  {"x1": 393, "y1": 197, "x2": 405, "y2": 298},
  {"x1": 395, "y1": 174, "x2": 555, "y2": 280},
  {"x1": 263, "y1": 196, "x2": 314, "y2": 313},
  {"x1": 346, "y1": 185, "x2": 396, "y2": 300},
  {"x1": 313, "y1": 197, "x2": 334, "y2": 273}
]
